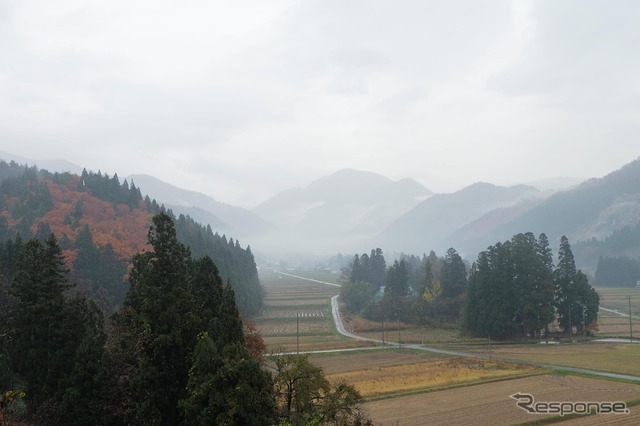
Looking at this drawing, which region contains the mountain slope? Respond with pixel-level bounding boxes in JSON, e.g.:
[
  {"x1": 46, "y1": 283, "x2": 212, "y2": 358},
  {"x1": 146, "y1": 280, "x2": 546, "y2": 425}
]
[
  {"x1": 0, "y1": 162, "x2": 264, "y2": 315},
  {"x1": 378, "y1": 182, "x2": 541, "y2": 254},
  {"x1": 380, "y1": 158, "x2": 640, "y2": 273},
  {"x1": 481, "y1": 158, "x2": 640, "y2": 270},
  {"x1": 251, "y1": 169, "x2": 433, "y2": 255},
  {"x1": 128, "y1": 174, "x2": 270, "y2": 238}
]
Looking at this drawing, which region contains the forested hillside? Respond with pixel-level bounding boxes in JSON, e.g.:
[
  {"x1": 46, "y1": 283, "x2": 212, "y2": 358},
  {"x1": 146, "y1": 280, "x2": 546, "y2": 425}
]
[{"x1": 0, "y1": 161, "x2": 263, "y2": 315}]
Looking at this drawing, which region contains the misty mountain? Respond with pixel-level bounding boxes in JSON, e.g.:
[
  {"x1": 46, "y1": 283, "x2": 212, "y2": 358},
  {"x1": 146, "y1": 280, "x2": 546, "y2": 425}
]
[
  {"x1": 0, "y1": 150, "x2": 84, "y2": 175},
  {"x1": 128, "y1": 174, "x2": 270, "y2": 238},
  {"x1": 378, "y1": 182, "x2": 542, "y2": 255},
  {"x1": 477, "y1": 158, "x2": 640, "y2": 271},
  {"x1": 525, "y1": 176, "x2": 584, "y2": 192},
  {"x1": 377, "y1": 157, "x2": 640, "y2": 275},
  {"x1": 251, "y1": 169, "x2": 432, "y2": 255}
]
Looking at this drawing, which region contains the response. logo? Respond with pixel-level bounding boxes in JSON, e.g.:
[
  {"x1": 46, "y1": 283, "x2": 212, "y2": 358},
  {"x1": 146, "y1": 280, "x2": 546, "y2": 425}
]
[{"x1": 510, "y1": 392, "x2": 630, "y2": 416}]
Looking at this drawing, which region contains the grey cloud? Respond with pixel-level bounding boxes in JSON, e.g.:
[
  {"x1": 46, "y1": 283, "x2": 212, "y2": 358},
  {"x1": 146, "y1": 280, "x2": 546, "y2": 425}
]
[{"x1": 489, "y1": 1, "x2": 640, "y2": 97}]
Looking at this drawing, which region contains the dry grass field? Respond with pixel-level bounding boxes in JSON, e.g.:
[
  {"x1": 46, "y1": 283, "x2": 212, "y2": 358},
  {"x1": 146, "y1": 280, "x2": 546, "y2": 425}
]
[
  {"x1": 343, "y1": 313, "x2": 474, "y2": 344},
  {"x1": 308, "y1": 349, "x2": 540, "y2": 398},
  {"x1": 309, "y1": 349, "x2": 447, "y2": 375},
  {"x1": 329, "y1": 357, "x2": 539, "y2": 398},
  {"x1": 466, "y1": 342, "x2": 640, "y2": 376},
  {"x1": 362, "y1": 374, "x2": 640, "y2": 425}
]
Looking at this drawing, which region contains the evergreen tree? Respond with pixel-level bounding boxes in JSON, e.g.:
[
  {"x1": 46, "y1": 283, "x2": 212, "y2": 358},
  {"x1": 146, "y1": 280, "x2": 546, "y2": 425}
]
[
  {"x1": 59, "y1": 296, "x2": 107, "y2": 425},
  {"x1": 189, "y1": 256, "x2": 224, "y2": 335},
  {"x1": 440, "y1": 248, "x2": 467, "y2": 298},
  {"x1": 510, "y1": 233, "x2": 554, "y2": 335},
  {"x1": 383, "y1": 259, "x2": 410, "y2": 319},
  {"x1": 554, "y1": 236, "x2": 578, "y2": 334},
  {"x1": 179, "y1": 334, "x2": 276, "y2": 426},
  {"x1": 10, "y1": 234, "x2": 70, "y2": 410},
  {"x1": 123, "y1": 212, "x2": 198, "y2": 425}
]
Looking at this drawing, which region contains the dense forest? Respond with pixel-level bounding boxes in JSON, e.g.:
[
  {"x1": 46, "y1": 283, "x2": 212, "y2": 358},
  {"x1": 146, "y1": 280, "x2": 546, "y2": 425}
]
[
  {"x1": 463, "y1": 233, "x2": 599, "y2": 339},
  {"x1": 340, "y1": 247, "x2": 468, "y2": 325},
  {"x1": 0, "y1": 160, "x2": 262, "y2": 315},
  {"x1": 340, "y1": 234, "x2": 600, "y2": 340},
  {"x1": 0, "y1": 213, "x2": 369, "y2": 425}
]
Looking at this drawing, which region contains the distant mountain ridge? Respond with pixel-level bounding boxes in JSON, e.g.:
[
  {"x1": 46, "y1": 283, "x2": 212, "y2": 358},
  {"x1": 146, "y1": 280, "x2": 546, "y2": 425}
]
[
  {"x1": 3, "y1": 150, "x2": 639, "y2": 274},
  {"x1": 0, "y1": 150, "x2": 84, "y2": 175},
  {"x1": 0, "y1": 152, "x2": 269, "y2": 240},
  {"x1": 127, "y1": 174, "x2": 270, "y2": 238},
  {"x1": 250, "y1": 169, "x2": 433, "y2": 255},
  {"x1": 377, "y1": 157, "x2": 640, "y2": 274},
  {"x1": 377, "y1": 182, "x2": 543, "y2": 255}
]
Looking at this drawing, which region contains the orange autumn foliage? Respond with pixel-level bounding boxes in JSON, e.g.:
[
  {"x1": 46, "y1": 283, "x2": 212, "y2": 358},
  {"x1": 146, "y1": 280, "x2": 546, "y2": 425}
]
[{"x1": 35, "y1": 178, "x2": 152, "y2": 261}]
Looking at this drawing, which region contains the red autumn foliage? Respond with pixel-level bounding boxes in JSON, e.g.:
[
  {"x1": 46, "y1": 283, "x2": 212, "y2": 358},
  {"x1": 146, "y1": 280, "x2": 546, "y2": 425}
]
[
  {"x1": 35, "y1": 178, "x2": 152, "y2": 261},
  {"x1": 243, "y1": 318, "x2": 267, "y2": 364}
]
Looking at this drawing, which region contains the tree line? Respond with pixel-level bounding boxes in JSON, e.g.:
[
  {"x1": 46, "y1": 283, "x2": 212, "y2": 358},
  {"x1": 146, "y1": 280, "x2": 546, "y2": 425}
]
[
  {"x1": 595, "y1": 256, "x2": 640, "y2": 287},
  {"x1": 340, "y1": 233, "x2": 600, "y2": 340},
  {"x1": 463, "y1": 233, "x2": 599, "y2": 339},
  {"x1": 340, "y1": 247, "x2": 468, "y2": 324}
]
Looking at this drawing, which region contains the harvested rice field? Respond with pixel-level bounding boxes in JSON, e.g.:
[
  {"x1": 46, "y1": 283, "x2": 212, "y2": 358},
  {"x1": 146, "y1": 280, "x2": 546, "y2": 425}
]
[{"x1": 362, "y1": 374, "x2": 640, "y2": 425}]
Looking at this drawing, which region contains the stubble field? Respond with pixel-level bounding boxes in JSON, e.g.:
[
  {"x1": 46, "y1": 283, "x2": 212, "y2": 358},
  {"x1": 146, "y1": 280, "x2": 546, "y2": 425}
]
[
  {"x1": 257, "y1": 271, "x2": 640, "y2": 425},
  {"x1": 362, "y1": 374, "x2": 640, "y2": 426},
  {"x1": 256, "y1": 269, "x2": 370, "y2": 351}
]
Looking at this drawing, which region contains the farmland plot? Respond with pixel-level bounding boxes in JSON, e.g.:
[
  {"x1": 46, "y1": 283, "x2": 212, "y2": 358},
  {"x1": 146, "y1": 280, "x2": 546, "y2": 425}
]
[
  {"x1": 466, "y1": 342, "x2": 640, "y2": 376},
  {"x1": 326, "y1": 357, "x2": 539, "y2": 398},
  {"x1": 596, "y1": 287, "x2": 640, "y2": 337},
  {"x1": 258, "y1": 269, "x2": 370, "y2": 351},
  {"x1": 309, "y1": 349, "x2": 447, "y2": 375},
  {"x1": 363, "y1": 374, "x2": 640, "y2": 425}
]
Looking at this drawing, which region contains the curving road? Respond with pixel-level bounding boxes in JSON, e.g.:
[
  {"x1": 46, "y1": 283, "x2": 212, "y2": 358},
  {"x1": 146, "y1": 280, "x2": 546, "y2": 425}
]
[
  {"x1": 330, "y1": 294, "x2": 640, "y2": 382},
  {"x1": 283, "y1": 272, "x2": 640, "y2": 382}
]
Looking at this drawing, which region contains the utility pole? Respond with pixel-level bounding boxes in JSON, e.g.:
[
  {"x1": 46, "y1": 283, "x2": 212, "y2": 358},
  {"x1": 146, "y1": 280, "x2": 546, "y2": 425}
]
[
  {"x1": 381, "y1": 317, "x2": 385, "y2": 345},
  {"x1": 296, "y1": 312, "x2": 299, "y2": 355},
  {"x1": 568, "y1": 302, "x2": 572, "y2": 337},
  {"x1": 629, "y1": 296, "x2": 633, "y2": 341},
  {"x1": 397, "y1": 311, "x2": 401, "y2": 349}
]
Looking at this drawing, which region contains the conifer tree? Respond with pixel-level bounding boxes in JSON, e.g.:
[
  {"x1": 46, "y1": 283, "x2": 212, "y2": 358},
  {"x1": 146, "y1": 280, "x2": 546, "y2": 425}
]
[
  {"x1": 440, "y1": 248, "x2": 467, "y2": 298},
  {"x1": 124, "y1": 212, "x2": 197, "y2": 425},
  {"x1": 554, "y1": 236, "x2": 599, "y2": 334},
  {"x1": 10, "y1": 234, "x2": 70, "y2": 409},
  {"x1": 179, "y1": 333, "x2": 276, "y2": 426}
]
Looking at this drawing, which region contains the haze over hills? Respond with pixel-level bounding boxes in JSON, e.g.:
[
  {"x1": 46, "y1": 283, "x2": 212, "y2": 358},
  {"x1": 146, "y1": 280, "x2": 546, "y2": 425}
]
[
  {"x1": 377, "y1": 157, "x2": 640, "y2": 274},
  {"x1": 2, "y1": 149, "x2": 639, "y2": 274},
  {"x1": 0, "y1": 150, "x2": 83, "y2": 176},
  {"x1": 251, "y1": 169, "x2": 433, "y2": 257},
  {"x1": 377, "y1": 182, "x2": 544, "y2": 256},
  {"x1": 127, "y1": 174, "x2": 270, "y2": 238}
]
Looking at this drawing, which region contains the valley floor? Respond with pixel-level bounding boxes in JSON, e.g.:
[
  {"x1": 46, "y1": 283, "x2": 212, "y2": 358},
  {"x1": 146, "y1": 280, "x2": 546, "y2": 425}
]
[{"x1": 258, "y1": 270, "x2": 640, "y2": 425}]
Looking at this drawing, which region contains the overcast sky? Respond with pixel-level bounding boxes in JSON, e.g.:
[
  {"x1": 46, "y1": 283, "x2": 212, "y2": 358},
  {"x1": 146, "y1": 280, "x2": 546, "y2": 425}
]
[{"x1": 1, "y1": 0, "x2": 638, "y2": 207}]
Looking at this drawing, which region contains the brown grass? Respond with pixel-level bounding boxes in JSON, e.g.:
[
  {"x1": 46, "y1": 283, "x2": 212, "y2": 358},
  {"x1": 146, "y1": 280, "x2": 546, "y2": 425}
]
[
  {"x1": 466, "y1": 342, "x2": 640, "y2": 376},
  {"x1": 309, "y1": 349, "x2": 446, "y2": 375},
  {"x1": 362, "y1": 374, "x2": 640, "y2": 426},
  {"x1": 326, "y1": 357, "x2": 538, "y2": 398}
]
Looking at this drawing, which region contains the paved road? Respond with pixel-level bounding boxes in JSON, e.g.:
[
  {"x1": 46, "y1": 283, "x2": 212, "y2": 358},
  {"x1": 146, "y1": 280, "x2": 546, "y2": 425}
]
[
  {"x1": 330, "y1": 295, "x2": 640, "y2": 382},
  {"x1": 274, "y1": 271, "x2": 342, "y2": 287},
  {"x1": 282, "y1": 272, "x2": 640, "y2": 382},
  {"x1": 600, "y1": 306, "x2": 640, "y2": 320}
]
